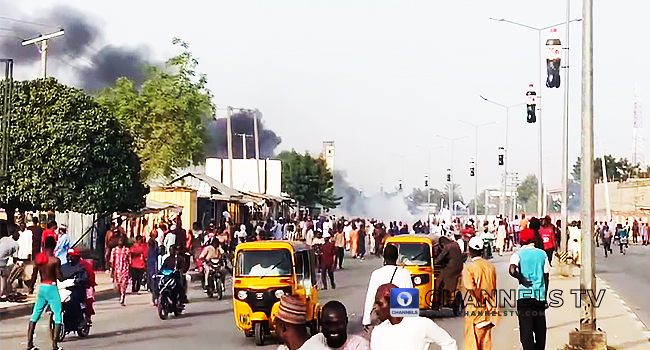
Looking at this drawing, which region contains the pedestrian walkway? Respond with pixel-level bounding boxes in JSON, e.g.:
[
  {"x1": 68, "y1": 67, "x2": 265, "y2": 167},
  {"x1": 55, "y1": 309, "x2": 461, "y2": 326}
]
[
  {"x1": 494, "y1": 254, "x2": 650, "y2": 350},
  {"x1": 0, "y1": 271, "x2": 115, "y2": 320}
]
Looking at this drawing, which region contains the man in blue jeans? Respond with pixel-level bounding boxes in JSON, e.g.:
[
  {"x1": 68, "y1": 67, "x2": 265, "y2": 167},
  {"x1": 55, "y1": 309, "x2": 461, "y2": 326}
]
[{"x1": 509, "y1": 227, "x2": 550, "y2": 350}]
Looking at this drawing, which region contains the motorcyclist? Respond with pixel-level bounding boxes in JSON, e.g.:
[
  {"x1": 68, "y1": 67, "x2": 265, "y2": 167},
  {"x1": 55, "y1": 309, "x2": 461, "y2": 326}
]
[
  {"x1": 160, "y1": 245, "x2": 187, "y2": 305},
  {"x1": 198, "y1": 238, "x2": 224, "y2": 289},
  {"x1": 61, "y1": 249, "x2": 89, "y2": 325}
]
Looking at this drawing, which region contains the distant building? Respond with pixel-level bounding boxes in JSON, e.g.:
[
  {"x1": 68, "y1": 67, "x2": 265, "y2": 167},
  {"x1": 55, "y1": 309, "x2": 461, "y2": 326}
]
[
  {"x1": 205, "y1": 158, "x2": 282, "y2": 197},
  {"x1": 322, "y1": 141, "x2": 335, "y2": 172}
]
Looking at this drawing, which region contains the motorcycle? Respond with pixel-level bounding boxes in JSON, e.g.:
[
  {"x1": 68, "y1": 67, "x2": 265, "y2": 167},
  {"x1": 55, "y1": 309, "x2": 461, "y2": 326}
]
[
  {"x1": 157, "y1": 269, "x2": 185, "y2": 320},
  {"x1": 203, "y1": 258, "x2": 225, "y2": 300},
  {"x1": 49, "y1": 279, "x2": 91, "y2": 341}
]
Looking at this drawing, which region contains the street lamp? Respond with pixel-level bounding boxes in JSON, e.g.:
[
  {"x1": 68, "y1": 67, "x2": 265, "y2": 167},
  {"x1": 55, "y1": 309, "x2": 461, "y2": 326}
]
[
  {"x1": 435, "y1": 134, "x2": 468, "y2": 218},
  {"x1": 417, "y1": 145, "x2": 444, "y2": 231},
  {"x1": 458, "y1": 119, "x2": 497, "y2": 223},
  {"x1": 489, "y1": 16, "x2": 582, "y2": 217},
  {"x1": 479, "y1": 96, "x2": 525, "y2": 216}
]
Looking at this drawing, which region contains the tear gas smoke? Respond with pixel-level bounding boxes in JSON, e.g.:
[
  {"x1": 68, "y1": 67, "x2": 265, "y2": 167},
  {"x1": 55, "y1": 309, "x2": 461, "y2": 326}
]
[{"x1": 332, "y1": 170, "x2": 414, "y2": 223}]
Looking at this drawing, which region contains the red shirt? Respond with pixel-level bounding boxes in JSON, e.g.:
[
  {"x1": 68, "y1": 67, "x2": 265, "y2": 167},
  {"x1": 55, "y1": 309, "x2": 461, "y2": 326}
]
[
  {"x1": 42, "y1": 229, "x2": 57, "y2": 244},
  {"x1": 540, "y1": 226, "x2": 556, "y2": 250},
  {"x1": 130, "y1": 243, "x2": 147, "y2": 269},
  {"x1": 80, "y1": 259, "x2": 97, "y2": 287},
  {"x1": 320, "y1": 241, "x2": 337, "y2": 269}
]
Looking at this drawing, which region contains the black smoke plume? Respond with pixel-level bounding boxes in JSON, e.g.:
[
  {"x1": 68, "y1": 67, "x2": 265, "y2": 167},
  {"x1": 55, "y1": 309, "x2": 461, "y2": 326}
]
[
  {"x1": 205, "y1": 112, "x2": 282, "y2": 159},
  {"x1": 0, "y1": 4, "x2": 150, "y2": 91}
]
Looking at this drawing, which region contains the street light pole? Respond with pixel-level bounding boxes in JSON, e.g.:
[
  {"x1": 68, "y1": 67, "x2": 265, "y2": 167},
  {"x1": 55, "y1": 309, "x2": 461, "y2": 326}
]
[
  {"x1": 490, "y1": 17, "x2": 582, "y2": 217},
  {"x1": 435, "y1": 135, "x2": 468, "y2": 219},
  {"x1": 479, "y1": 96, "x2": 525, "y2": 216},
  {"x1": 457, "y1": 119, "x2": 497, "y2": 222},
  {"x1": 569, "y1": 0, "x2": 606, "y2": 347},
  {"x1": 561, "y1": 0, "x2": 572, "y2": 256}
]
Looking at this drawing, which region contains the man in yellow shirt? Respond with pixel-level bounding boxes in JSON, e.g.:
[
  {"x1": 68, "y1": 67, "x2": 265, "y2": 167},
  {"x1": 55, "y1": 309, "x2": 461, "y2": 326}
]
[{"x1": 463, "y1": 237, "x2": 498, "y2": 350}]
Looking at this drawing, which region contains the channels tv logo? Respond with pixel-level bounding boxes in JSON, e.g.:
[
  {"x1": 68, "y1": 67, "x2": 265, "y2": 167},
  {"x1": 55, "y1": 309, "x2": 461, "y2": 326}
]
[{"x1": 390, "y1": 288, "x2": 419, "y2": 317}]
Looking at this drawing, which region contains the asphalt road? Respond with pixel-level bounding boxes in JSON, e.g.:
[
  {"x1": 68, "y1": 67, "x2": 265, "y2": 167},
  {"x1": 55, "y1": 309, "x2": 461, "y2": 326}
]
[
  {"x1": 0, "y1": 253, "x2": 464, "y2": 350},
  {"x1": 596, "y1": 244, "x2": 650, "y2": 330},
  {"x1": 4, "y1": 245, "x2": 639, "y2": 350}
]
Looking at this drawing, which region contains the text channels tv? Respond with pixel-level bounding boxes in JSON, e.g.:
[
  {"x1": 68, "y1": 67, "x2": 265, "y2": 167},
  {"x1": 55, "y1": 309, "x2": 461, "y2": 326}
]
[{"x1": 390, "y1": 288, "x2": 419, "y2": 317}]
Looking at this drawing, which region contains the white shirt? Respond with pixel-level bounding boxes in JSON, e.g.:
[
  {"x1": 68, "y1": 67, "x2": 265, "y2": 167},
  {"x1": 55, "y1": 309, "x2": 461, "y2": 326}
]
[
  {"x1": 455, "y1": 238, "x2": 465, "y2": 252},
  {"x1": 370, "y1": 317, "x2": 457, "y2": 350},
  {"x1": 17, "y1": 229, "x2": 33, "y2": 259},
  {"x1": 277, "y1": 336, "x2": 330, "y2": 350},
  {"x1": 344, "y1": 225, "x2": 352, "y2": 241},
  {"x1": 362, "y1": 265, "x2": 413, "y2": 325}
]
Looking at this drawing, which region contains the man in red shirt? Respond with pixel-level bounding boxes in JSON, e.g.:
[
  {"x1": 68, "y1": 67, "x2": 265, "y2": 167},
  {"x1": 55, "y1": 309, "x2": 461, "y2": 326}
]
[
  {"x1": 41, "y1": 221, "x2": 58, "y2": 245},
  {"x1": 540, "y1": 216, "x2": 556, "y2": 266},
  {"x1": 129, "y1": 235, "x2": 147, "y2": 293},
  {"x1": 320, "y1": 233, "x2": 337, "y2": 289}
]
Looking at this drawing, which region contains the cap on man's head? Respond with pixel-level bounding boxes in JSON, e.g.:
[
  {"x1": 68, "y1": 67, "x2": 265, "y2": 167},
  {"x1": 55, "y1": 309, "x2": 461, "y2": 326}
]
[
  {"x1": 469, "y1": 237, "x2": 484, "y2": 250},
  {"x1": 519, "y1": 228, "x2": 535, "y2": 245},
  {"x1": 277, "y1": 295, "x2": 307, "y2": 325},
  {"x1": 67, "y1": 248, "x2": 80, "y2": 257}
]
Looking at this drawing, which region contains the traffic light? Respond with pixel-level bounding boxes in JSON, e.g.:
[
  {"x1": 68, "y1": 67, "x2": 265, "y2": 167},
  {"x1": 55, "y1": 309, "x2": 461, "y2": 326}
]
[
  {"x1": 546, "y1": 28, "x2": 561, "y2": 88},
  {"x1": 526, "y1": 84, "x2": 537, "y2": 123},
  {"x1": 398, "y1": 179, "x2": 403, "y2": 192},
  {"x1": 446, "y1": 168, "x2": 451, "y2": 182},
  {"x1": 469, "y1": 159, "x2": 475, "y2": 177},
  {"x1": 424, "y1": 174, "x2": 429, "y2": 187},
  {"x1": 498, "y1": 147, "x2": 505, "y2": 166}
]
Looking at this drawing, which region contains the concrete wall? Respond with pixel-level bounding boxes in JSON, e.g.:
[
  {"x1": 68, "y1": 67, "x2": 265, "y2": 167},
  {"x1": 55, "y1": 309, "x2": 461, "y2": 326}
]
[
  {"x1": 595, "y1": 180, "x2": 650, "y2": 219},
  {"x1": 205, "y1": 158, "x2": 282, "y2": 197}
]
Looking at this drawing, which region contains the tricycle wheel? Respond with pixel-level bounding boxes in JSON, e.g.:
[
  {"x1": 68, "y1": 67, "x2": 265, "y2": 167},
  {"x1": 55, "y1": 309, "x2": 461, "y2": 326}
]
[
  {"x1": 254, "y1": 322, "x2": 265, "y2": 346},
  {"x1": 452, "y1": 292, "x2": 463, "y2": 317}
]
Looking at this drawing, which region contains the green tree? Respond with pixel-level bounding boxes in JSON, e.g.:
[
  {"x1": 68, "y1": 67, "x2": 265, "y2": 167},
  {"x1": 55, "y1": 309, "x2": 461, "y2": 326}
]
[
  {"x1": 517, "y1": 174, "x2": 538, "y2": 213},
  {"x1": 0, "y1": 78, "x2": 147, "y2": 221},
  {"x1": 278, "y1": 150, "x2": 340, "y2": 210},
  {"x1": 96, "y1": 38, "x2": 215, "y2": 181}
]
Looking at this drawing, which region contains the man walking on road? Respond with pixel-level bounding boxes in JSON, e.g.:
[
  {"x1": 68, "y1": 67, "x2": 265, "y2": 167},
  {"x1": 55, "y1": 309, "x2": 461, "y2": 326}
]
[
  {"x1": 362, "y1": 245, "x2": 413, "y2": 329},
  {"x1": 26, "y1": 236, "x2": 64, "y2": 350},
  {"x1": 540, "y1": 217, "x2": 556, "y2": 266},
  {"x1": 509, "y1": 229, "x2": 550, "y2": 350},
  {"x1": 370, "y1": 283, "x2": 457, "y2": 350},
  {"x1": 463, "y1": 237, "x2": 497, "y2": 350},
  {"x1": 320, "y1": 233, "x2": 337, "y2": 289}
]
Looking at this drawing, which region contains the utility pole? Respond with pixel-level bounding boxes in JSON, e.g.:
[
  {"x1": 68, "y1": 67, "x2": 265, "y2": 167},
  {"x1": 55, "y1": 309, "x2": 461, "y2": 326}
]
[
  {"x1": 226, "y1": 107, "x2": 234, "y2": 188},
  {"x1": 252, "y1": 109, "x2": 262, "y2": 193},
  {"x1": 458, "y1": 119, "x2": 497, "y2": 223},
  {"x1": 235, "y1": 133, "x2": 253, "y2": 160},
  {"x1": 0, "y1": 59, "x2": 13, "y2": 179},
  {"x1": 21, "y1": 30, "x2": 64, "y2": 78},
  {"x1": 560, "y1": 0, "x2": 572, "y2": 258},
  {"x1": 568, "y1": 0, "x2": 606, "y2": 347}
]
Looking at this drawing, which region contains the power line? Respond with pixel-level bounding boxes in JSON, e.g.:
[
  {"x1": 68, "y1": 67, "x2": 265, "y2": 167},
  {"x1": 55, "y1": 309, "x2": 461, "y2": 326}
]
[{"x1": 0, "y1": 16, "x2": 60, "y2": 29}]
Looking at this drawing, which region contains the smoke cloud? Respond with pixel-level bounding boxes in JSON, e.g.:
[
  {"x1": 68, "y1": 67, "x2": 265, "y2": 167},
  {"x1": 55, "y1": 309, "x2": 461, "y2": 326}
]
[
  {"x1": 204, "y1": 111, "x2": 282, "y2": 159},
  {"x1": 0, "y1": 4, "x2": 150, "y2": 91},
  {"x1": 332, "y1": 170, "x2": 414, "y2": 223}
]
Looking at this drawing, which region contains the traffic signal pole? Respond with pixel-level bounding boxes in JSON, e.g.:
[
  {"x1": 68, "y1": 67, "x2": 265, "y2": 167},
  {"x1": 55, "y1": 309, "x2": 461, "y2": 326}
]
[{"x1": 568, "y1": 0, "x2": 606, "y2": 347}]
